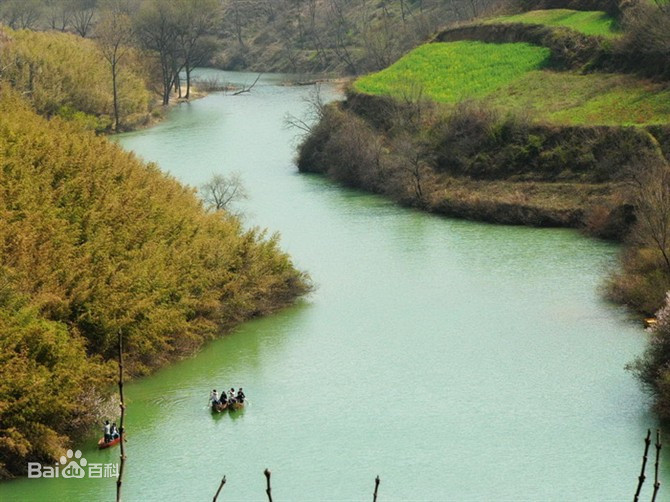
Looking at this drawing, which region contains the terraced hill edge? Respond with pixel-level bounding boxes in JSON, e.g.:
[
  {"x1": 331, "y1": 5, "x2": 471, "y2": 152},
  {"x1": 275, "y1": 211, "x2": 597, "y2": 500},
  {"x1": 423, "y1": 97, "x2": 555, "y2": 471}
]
[
  {"x1": 299, "y1": 86, "x2": 670, "y2": 241},
  {"x1": 344, "y1": 91, "x2": 670, "y2": 172},
  {"x1": 513, "y1": 0, "x2": 622, "y2": 17},
  {"x1": 433, "y1": 23, "x2": 600, "y2": 69},
  {"x1": 433, "y1": 16, "x2": 670, "y2": 80}
]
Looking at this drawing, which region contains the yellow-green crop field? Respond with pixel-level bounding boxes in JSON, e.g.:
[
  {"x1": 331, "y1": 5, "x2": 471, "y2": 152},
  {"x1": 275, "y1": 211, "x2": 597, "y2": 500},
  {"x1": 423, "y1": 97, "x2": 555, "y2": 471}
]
[
  {"x1": 354, "y1": 40, "x2": 670, "y2": 126},
  {"x1": 354, "y1": 41, "x2": 550, "y2": 103}
]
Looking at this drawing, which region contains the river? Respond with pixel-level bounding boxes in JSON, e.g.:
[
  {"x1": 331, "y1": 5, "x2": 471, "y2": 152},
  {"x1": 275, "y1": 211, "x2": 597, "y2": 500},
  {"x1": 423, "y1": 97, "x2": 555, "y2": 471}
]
[{"x1": 1, "y1": 71, "x2": 665, "y2": 501}]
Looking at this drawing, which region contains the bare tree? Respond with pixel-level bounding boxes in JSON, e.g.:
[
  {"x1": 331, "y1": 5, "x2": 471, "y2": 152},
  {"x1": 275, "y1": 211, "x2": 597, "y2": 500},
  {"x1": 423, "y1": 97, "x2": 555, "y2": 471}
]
[
  {"x1": 71, "y1": 0, "x2": 98, "y2": 37},
  {"x1": 135, "y1": 0, "x2": 180, "y2": 105},
  {"x1": 395, "y1": 134, "x2": 435, "y2": 205},
  {"x1": 200, "y1": 172, "x2": 248, "y2": 212},
  {"x1": 284, "y1": 84, "x2": 326, "y2": 135},
  {"x1": 175, "y1": 0, "x2": 220, "y2": 99},
  {"x1": 43, "y1": 0, "x2": 73, "y2": 31},
  {"x1": 359, "y1": 3, "x2": 400, "y2": 71},
  {"x1": 223, "y1": 0, "x2": 253, "y2": 47},
  {"x1": 304, "y1": 0, "x2": 328, "y2": 69},
  {"x1": 96, "y1": 6, "x2": 133, "y2": 131},
  {"x1": 1, "y1": 0, "x2": 43, "y2": 30},
  {"x1": 326, "y1": 0, "x2": 358, "y2": 74},
  {"x1": 116, "y1": 329, "x2": 126, "y2": 502},
  {"x1": 632, "y1": 160, "x2": 670, "y2": 274}
]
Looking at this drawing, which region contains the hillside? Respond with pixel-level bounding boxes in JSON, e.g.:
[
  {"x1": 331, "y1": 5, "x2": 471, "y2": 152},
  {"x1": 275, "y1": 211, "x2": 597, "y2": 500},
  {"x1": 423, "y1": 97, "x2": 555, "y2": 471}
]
[
  {"x1": 297, "y1": 1, "x2": 670, "y2": 311},
  {"x1": 216, "y1": 0, "x2": 502, "y2": 74},
  {"x1": 0, "y1": 87, "x2": 309, "y2": 477}
]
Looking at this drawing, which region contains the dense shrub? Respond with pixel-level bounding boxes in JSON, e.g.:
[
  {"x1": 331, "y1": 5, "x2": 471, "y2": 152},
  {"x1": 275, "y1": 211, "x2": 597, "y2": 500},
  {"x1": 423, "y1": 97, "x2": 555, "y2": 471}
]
[
  {"x1": 0, "y1": 89, "x2": 309, "y2": 476},
  {"x1": 607, "y1": 248, "x2": 670, "y2": 315},
  {"x1": 627, "y1": 293, "x2": 670, "y2": 419},
  {"x1": 426, "y1": 101, "x2": 661, "y2": 182}
]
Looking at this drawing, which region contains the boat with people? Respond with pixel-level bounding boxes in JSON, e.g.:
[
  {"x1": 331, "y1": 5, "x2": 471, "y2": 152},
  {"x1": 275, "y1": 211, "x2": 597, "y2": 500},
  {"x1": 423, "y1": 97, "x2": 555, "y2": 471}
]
[
  {"x1": 99, "y1": 420, "x2": 123, "y2": 448},
  {"x1": 98, "y1": 435, "x2": 123, "y2": 449},
  {"x1": 210, "y1": 387, "x2": 246, "y2": 413}
]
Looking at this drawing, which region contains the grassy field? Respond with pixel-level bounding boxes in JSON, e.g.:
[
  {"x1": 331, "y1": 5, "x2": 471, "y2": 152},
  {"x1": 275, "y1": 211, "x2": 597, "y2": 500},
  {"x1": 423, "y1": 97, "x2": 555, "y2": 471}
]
[
  {"x1": 354, "y1": 41, "x2": 550, "y2": 103},
  {"x1": 485, "y1": 9, "x2": 620, "y2": 38},
  {"x1": 355, "y1": 39, "x2": 670, "y2": 126},
  {"x1": 488, "y1": 71, "x2": 670, "y2": 125}
]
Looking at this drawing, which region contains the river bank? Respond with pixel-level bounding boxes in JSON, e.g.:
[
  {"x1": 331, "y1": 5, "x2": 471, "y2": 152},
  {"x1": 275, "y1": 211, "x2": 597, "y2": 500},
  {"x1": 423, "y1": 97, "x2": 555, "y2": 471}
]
[{"x1": 298, "y1": 91, "x2": 662, "y2": 236}]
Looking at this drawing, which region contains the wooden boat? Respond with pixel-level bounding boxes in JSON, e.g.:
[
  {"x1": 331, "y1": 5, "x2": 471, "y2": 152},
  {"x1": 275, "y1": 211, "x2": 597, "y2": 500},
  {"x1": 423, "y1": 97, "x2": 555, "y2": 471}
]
[
  {"x1": 98, "y1": 435, "x2": 122, "y2": 449},
  {"x1": 229, "y1": 400, "x2": 245, "y2": 411},
  {"x1": 211, "y1": 401, "x2": 228, "y2": 413}
]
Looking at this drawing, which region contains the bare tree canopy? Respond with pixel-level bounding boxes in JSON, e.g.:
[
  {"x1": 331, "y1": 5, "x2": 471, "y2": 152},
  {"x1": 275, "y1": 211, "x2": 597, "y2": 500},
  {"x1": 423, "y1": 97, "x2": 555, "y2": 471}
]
[
  {"x1": 96, "y1": 6, "x2": 133, "y2": 130},
  {"x1": 71, "y1": 0, "x2": 98, "y2": 37},
  {"x1": 632, "y1": 160, "x2": 670, "y2": 275},
  {"x1": 200, "y1": 172, "x2": 248, "y2": 212},
  {"x1": 0, "y1": 0, "x2": 43, "y2": 30}
]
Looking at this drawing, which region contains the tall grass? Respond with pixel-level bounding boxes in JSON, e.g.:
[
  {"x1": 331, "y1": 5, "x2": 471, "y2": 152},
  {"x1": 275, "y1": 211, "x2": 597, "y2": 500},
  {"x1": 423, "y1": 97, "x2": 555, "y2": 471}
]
[
  {"x1": 486, "y1": 9, "x2": 620, "y2": 38},
  {"x1": 354, "y1": 41, "x2": 550, "y2": 103}
]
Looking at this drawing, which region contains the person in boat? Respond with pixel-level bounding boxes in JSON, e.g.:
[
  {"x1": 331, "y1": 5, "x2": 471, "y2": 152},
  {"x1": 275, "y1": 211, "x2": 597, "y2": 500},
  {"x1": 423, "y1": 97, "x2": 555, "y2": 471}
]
[
  {"x1": 228, "y1": 388, "x2": 235, "y2": 401},
  {"x1": 210, "y1": 389, "x2": 219, "y2": 405},
  {"x1": 104, "y1": 420, "x2": 111, "y2": 443},
  {"x1": 236, "y1": 388, "x2": 245, "y2": 403},
  {"x1": 111, "y1": 423, "x2": 119, "y2": 440}
]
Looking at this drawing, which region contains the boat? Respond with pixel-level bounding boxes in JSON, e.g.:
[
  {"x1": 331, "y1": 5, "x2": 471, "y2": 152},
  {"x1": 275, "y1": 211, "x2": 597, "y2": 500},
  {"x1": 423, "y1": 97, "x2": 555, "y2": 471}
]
[
  {"x1": 229, "y1": 400, "x2": 245, "y2": 411},
  {"x1": 98, "y1": 435, "x2": 122, "y2": 449},
  {"x1": 211, "y1": 401, "x2": 228, "y2": 413},
  {"x1": 210, "y1": 400, "x2": 245, "y2": 413}
]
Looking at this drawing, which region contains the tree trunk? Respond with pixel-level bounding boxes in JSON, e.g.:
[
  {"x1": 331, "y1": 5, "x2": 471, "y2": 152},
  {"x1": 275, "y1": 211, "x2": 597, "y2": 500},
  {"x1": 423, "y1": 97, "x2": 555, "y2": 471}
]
[
  {"x1": 175, "y1": 72, "x2": 182, "y2": 98},
  {"x1": 185, "y1": 64, "x2": 191, "y2": 99},
  {"x1": 112, "y1": 62, "x2": 120, "y2": 131}
]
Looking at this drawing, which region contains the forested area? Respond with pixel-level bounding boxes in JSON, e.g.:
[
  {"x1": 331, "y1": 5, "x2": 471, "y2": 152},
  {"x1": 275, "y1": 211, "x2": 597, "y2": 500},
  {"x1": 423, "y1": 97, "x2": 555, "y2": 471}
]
[
  {"x1": 0, "y1": 0, "x2": 316, "y2": 476},
  {"x1": 216, "y1": 0, "x2": 501, "y2": 73},
  {"x1": 0, "y1": 0, "x2": 503, "y2": 78}
]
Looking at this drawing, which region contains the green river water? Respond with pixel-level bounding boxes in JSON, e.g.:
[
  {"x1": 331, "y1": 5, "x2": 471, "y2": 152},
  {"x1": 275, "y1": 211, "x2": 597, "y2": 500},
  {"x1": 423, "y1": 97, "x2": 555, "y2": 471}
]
[{"x1": 1, "y1": 71, "x2": 666, "y2": 501}]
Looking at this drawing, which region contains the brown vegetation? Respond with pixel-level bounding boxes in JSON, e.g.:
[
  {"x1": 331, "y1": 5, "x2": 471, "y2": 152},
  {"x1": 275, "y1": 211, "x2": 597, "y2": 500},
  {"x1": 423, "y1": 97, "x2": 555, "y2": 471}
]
[
  {"x1": 216, "y1": 0, "x2": 503, "y2": 74},
  {"x1": 298, "y1": 91, "x2": 660, "y2": 238}
]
